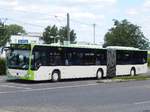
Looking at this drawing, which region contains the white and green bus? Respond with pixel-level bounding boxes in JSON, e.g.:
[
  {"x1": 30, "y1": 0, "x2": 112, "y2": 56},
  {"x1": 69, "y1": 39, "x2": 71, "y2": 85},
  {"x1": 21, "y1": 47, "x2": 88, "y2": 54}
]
[{"x1": 4, "y1": 44, "x2": 147, "y2": 81}]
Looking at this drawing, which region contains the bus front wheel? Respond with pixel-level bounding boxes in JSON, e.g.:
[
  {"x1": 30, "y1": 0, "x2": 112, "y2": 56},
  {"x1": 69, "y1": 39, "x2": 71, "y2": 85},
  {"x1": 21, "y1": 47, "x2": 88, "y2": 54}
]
[
  {"x1": 51, "y1": 71, "x2": 60, "y2": 82},
  {"x1": 96, "y1": 69, "x2": 103, "y2": 79}
]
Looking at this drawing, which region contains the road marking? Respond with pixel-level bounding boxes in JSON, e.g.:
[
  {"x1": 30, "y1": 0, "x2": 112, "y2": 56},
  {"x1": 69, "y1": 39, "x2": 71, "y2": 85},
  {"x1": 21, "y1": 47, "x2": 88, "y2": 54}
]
[
  {"x1": 1, "y1": 81, "x2": 150, "y2": 94},
  {"x1": 18, "y1": 81, "x2": 95, "y2": 86},
  {"x1": 0, "y1": 83, "x2": 98, "y2": 94},
  {"x1": 134, "y1": 100, "x2": 150, "y2": 105},
  {"x1": 0, "y1": 79, "x2": 6, "y2": 81},
  {"x1": 7, "y1": 83, "x2": 30, "y2": 87},
  {"x1": 0, "y1": 85, "x2": 32, "y2": 90}
]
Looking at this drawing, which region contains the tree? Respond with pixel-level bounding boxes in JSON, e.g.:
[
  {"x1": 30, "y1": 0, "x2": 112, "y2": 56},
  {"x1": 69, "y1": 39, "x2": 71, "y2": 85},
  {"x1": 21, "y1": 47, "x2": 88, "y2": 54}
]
[
  {"x1": 6, "y1": 24, "x2": 26, "y2": 35},
  {"x1": 59, "y1": 26, "x2": 76, "y2": 44},
  {"x1": 43, "y1": 25, "x2": 77, "y2": 44},
  {"x1": 0, "y1": 24, "x2": 26, "y2": 46},
  {"x1": 103, "y1": 19, "x2": 149, "y2": 49},
  {"x1": 43, "y1": 25, "x2": 58, "y2": 44},
  {"x1": 0, "y1": 25, "x2": 9, "y2": 46}
]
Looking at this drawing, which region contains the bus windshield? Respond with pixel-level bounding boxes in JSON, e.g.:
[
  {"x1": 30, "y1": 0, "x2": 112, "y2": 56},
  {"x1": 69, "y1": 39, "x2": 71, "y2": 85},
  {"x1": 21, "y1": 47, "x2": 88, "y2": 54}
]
[{"x1": 7, "y1": 49, "x2": 30, "y2": 70}]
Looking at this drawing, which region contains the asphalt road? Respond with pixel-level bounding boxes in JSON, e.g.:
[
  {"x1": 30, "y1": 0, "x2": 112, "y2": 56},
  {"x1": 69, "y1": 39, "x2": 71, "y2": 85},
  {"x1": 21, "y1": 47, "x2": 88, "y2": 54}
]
[{"x1": 0, "y1": 77, "x2": 150, "y2": 112}]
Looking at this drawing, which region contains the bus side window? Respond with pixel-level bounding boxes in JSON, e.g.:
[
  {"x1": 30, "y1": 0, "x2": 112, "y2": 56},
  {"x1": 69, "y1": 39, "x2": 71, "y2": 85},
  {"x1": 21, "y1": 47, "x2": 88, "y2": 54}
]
[
  {"x1": 96, "y1": 54, "x2": 101, "y2": 65},
  {"x1": 71, "y1": 52, "x2": 77, "y2": 65},
  {"x1": 49, "y1": 52, "x2": 54, "y2": 65},
  {"x1": 41, "y1": 52, "x2": 47, "y2": 66},
  {"x1": 54, "y1": 53, "x2": 62, "y2": 65},
  {"x1": 65, "y1": 59, "x2": 69, "y2": 65},
  {"x1": 64, "y1": 53, "x2": 69, "y2": 66},
  {"x1": 79, "y1": 53, "x2": 83, "y2": 65}
]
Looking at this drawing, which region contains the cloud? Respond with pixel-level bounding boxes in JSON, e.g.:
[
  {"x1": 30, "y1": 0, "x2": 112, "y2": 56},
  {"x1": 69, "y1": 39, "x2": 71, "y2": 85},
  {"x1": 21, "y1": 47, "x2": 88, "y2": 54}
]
[
  {"x1": 126, "y1": 8, "x2": 139, "y2": 16},
  {"x1": 0, "y1": 0, "x2": 18, "y2": 6},
  {"x1": 12, "y1": 3, "x2": 50, "y2": 13},
  {"x1": 124, "y1": 0, "x2": 150, "y2": 40},
  {"x1": 143, "y1": 0, "x2": 150, "y2": 12},
  {"x1": 10, "y1": 1, "x2": 107, "y2": 25},
  {"x1": 60, "y1": 0, "x2": 117, "y2": 6},
  {"x1": 143, "y1": 0, "x2": 150, "y2": 8},
  {"x1": 10, "y1": 0, "x2": 117, "y2": 14},
  {"x1": 0, "y1": 0, "x2": 117, "y2": 43}
]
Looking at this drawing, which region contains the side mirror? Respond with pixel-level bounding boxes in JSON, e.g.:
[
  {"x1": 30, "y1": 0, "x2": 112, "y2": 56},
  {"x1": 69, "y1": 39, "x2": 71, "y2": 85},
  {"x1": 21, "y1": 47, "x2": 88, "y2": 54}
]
[
  {"x1": 1, "y1": 47, "x2": 4, "y2": 54},
  {"x1": 1, "y1": 47, "x2": 12, "y2": 54}
]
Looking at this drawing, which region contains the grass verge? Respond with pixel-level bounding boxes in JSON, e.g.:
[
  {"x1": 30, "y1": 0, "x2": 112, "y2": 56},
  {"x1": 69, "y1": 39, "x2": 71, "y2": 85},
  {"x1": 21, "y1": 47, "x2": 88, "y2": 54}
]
[
  {"x1": 97, "y1": 75, "x2": 150, "y2": 83},
  {"x1": 112, "y1": 75, "x2": 150, "y2": 81}
]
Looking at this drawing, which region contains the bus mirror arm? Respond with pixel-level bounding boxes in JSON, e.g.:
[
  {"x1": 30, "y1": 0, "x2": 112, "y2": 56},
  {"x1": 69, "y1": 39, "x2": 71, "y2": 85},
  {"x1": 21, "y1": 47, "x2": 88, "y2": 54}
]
[
  {"x1": 1, "y1": 47, "x2": 5, "y2": 54},
  {"x1": 1, "y1": 47, "x2": 12, "y2": 54}
]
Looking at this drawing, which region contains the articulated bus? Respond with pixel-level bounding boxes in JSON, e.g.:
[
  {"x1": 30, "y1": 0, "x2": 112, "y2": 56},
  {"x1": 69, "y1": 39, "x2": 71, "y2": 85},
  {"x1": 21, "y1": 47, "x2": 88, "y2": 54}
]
[{"x1": 4, "y1": 44, "x2": 147, "y2": 81}]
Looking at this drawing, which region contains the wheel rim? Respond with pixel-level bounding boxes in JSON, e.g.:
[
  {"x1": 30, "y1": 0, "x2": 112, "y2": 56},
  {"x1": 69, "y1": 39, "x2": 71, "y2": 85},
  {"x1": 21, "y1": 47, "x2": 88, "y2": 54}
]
[
  {"x1": 53, "y1": 73, "x2": 59, "y2": 81},
  {"x1": 131, "y1": 70, "x2": 135, "y2": 76},
  {"x1": 97, "y1": 71, "x2": 102, "y2": 79}
]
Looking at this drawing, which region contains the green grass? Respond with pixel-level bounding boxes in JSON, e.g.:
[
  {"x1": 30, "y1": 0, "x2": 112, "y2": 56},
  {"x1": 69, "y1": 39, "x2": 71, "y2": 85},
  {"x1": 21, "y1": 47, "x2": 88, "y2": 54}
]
[
  {"x1": 112, "y1": 75, "x2": 150, "y2": 81},
  {"x1": 148, "y1": 58, "x2": 150, "y2": 67}
]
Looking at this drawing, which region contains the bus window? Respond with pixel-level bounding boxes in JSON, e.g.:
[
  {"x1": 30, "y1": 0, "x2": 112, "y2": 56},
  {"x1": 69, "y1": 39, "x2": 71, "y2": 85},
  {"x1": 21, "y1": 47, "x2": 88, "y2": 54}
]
[
  {"x1": 31, "y1": 51, "x2": 48, "y2": 70},
  {"x1": 7, "y1": 49, "x2": 30, "y2": 70},
  {"x1": 54, "y1": 53, "x2": 62, "y2": 65},
  {"x1": 96, "y1": 54, "x2": 101, "y2": 65},
  {"x1": 83, "y1": 52, "x2": 95, "y2": 65},
  {"x1": 71, "y1": 52, "x2": 79, "y2": 65},
  {"x1": 116, "y1": 51, "x2": 132, "y2": 65}
]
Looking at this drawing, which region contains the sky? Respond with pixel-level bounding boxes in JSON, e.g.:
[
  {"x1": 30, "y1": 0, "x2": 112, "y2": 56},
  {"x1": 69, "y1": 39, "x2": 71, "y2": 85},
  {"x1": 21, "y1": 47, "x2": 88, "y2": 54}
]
[{"x1": 0, "y1": 0, "x2": 150, "y2": 44}]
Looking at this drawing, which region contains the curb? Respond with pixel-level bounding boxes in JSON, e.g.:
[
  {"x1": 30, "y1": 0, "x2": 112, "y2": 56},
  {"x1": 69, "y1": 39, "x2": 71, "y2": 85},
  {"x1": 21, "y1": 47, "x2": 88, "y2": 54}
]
[{"x1": 97, "y1": 79, "x2": 141, "y2": 83}]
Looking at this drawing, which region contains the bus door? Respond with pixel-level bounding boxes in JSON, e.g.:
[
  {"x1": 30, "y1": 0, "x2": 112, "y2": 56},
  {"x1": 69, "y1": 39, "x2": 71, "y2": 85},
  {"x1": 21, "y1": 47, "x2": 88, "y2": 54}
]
[{"x1": 107, "y1": 49, "x2": 116, "y2": 78}]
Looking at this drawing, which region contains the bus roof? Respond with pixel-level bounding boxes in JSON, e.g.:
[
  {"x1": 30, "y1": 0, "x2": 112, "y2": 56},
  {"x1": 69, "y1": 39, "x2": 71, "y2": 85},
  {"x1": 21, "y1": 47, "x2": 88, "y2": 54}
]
[
  {"x1": 10, "y1": 43, "x2": 147, "y2": 51},
  {"x1": 106, "y1": 46, "x2": 140, "y2": 50},
  {"x1": 33, "y1": 43, "x2": 106, "y2": 50},
  {"x1": 106, "y1": 46, "x2": 148, "y2": 52}
]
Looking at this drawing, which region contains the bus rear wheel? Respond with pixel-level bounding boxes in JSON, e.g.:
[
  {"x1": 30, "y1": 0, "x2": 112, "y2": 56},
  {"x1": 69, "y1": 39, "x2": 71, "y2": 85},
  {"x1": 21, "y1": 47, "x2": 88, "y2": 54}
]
[
  {"x1": 52, "y1": 71, "x2": 60, "y2": 82},
  {"x1": 96, "y1": 69, "x2": 103, "y2": 79}
]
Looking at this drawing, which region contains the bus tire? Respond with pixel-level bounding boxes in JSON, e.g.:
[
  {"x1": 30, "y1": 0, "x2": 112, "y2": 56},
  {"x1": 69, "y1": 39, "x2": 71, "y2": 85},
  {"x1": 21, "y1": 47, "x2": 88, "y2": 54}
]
[
  {"x1": 130, "y1": 68, "x2": 136, "y2": 76},
  {"x1": 51, "y1": 70, "x2": 60, "y2": 82},
  {"x1": 96, "y1": 69, "x2": 103, "y2": 79}
]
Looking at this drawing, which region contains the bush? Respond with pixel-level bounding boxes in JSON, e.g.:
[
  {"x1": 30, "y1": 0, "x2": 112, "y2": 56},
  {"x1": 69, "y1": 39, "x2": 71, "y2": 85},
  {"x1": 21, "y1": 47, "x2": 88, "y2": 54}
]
[
  {"x1": 148, "y1": 58, "x2": 150, "y2": 67},
  {"x1": 0, "y1": 58, "x2": 6, "y2": 75}
]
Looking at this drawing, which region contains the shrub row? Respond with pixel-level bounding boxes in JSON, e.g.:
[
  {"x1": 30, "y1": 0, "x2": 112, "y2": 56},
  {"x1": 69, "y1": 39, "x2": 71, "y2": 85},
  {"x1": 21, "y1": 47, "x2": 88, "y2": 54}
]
[
  {"x1": 0, "y1": 58, "x2": 6, "y2": 75},
  {"x1": 148, "y1": 58, "x2": 150, "y2": 67}
]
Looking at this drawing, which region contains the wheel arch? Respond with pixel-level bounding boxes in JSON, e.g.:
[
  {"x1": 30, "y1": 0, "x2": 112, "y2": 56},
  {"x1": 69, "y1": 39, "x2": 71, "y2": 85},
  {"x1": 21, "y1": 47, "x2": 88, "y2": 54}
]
[
  {"x1": 52, "y1": 69, "x2": 61, "y2": 79},
  {"x1": 96, "y1": 68, "x2": 104, "y2": 78},
  {"x1": 130, "y1": 66, "x2": 136, "y2": 76}
]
